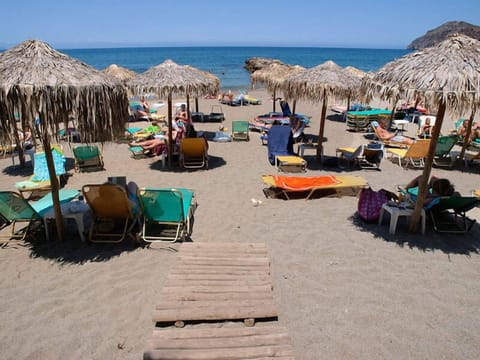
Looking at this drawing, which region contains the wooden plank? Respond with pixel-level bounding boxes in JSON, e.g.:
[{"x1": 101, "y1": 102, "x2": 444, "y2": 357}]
[
  {"x1": 144, "y1": 345, "x2": 294, "y2": 360},
  {"x1": 160, "y1": 291, "x2": 274, "y2": 301},
  {"x1": 152, "y1": 304, "x2": 278, "y2": 322},
  {"x1": 171, "y1": 264, "x2": 270, "y2": 274},
  {"x1": 148, "y1": 330, "x2": 291, "y2": 349},
  {"x1": 145, "y1": 326, "x2": 296, "y2": 359},
  {"x1": 178, "y1": 256, "x2": 270, "y2": 265},
  {"x1": 148, "y1": 325, "x2": 290, "y2": 339},
  {"x1": 181, "y1": 242, "x2": 268, "y2": 249},
  {"x1": 163, "y1": 279, "x2": 271, "y2": 287},
  {"x1": 159, "y1": 284, "x2": 272, "y2": 294},
  {"x1": 155, "y1": 299, "x2": 276, "y2": 310},
  {"x1": 170, "y1": 270, "x2": 270, "y2": 277},
  {"x1": 167, "y1": 272, "x2": 270, "y2": 282}
]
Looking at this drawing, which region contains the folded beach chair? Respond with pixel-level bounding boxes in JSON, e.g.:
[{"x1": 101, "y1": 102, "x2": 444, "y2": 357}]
[
  {"x1": 0, "y1": 189, "x2": 79, "y2": 244},
  {"x1": 347, "y1": 110, "x2": 390, "y2": 132},
  {"x1": 15, "y1": 148, "x2": 67, "y2": 199},
  {"x1": 138, "y1": 187, "x2": 197, "y2": 243},
  {"x1": 336, "y1": 143, "x2": 384, "y2": 169},
  {"x1": 386, "y1": 139, "x2": 430, "y2": 168},
  {"x1": 267, "y1": 125, "x2": 306, "y2": 172},
  {"x1": 73, "y1": 145, "x2": 104, "y2": 172},
  {"x1": 432, "y1": 134, "x2": 458, "y2": 167},
  {"x1": 262, "y1": 174, "x2": 368, "y2": 200},
  {"x1": 231, "y1": 120, "x2": 250, "y2": 141},
  {"x1": 179, "y1": 138, "x2": 209, "y2": 169},
  {"x1": 82, "y1": 183, "x2": 139, "y2": 243}
]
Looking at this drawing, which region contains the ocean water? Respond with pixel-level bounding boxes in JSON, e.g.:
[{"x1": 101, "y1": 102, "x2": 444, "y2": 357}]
[{"x1": 62, "y1": 46, "x2": 411, "y2": 90}]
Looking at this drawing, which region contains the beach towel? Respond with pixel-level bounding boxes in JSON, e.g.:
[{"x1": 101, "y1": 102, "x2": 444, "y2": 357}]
[{"x1": 269, "y1": 175, "x2": 340, "y2": 191}]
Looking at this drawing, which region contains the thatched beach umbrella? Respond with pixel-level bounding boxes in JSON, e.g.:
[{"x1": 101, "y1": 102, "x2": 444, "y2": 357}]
[
  {"x1": 282, "y1": 60, "x2": 362, "y2": 160},
  {"x1": 0, "y1": 40, "x2": 129, "y2": 241},
  {"x1": 127, "y1": 59, "x2": 219, "y2": 166},
  {"x1": 363, "y1": 34, "x2": 480, "y2": 232},
  {"x1": 184, "y1": 65, "x2": 220, "y2": 112},
  {"x1": 251, "y1": 62, "x2": 305, "y2": 112},
  {"x1": 102, "y1": 64, "x2": 137, "y2": 83}
]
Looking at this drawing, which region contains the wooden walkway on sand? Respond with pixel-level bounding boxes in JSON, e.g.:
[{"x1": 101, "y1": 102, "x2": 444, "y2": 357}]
[{"x1": 144, "y1": 242, "x2": 295, "y2": 359}]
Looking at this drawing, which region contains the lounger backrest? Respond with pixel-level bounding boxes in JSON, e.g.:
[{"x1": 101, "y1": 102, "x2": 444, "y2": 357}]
[
  {"x1": 139, "y1": 188, "x2": 193, "y2": 222},
  {"x1": 435, "y1": 135, "x2": 457, "y2": 157},
  {"x1": 32, "y1": 149, "x2": 66, "y2": 181},
  {"x1": 406, "y1": 139, "x2": 430, "y2": 158},
  {"x1": 73, "y1": 145, "x2": 100, "y2": 161},
  {"x1": 0, "y1": 191, "x2": 41, "y2": 221},
  {"x1": 180, "y1": 138, "x2": 206, "y2": 157},
  {"x1": 267, "y1": 125, "x2": 294, "y2": 164},
  {"x1": 82, "y1": 184, "x2": 133, "y2": 219}
]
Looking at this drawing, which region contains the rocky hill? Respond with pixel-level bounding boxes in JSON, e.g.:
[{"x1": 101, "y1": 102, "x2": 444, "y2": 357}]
[{"x1": 407, "y1": 21, "x2": 480, "y2": 49}]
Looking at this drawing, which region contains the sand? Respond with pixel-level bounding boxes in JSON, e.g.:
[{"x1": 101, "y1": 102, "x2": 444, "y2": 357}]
[{"x1": 1, "y1": 88, "x2": 480, "y2": 359}]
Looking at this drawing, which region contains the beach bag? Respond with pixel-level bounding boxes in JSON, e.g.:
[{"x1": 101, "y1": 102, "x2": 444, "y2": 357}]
[{"x1": 357, "y1": 187, "x2": 391, "y2": 222}]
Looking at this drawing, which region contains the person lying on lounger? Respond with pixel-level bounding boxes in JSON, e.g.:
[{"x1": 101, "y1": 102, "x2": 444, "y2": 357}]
[{"x1": 376, "y1": 120, "x2": 415, "y2": 145}]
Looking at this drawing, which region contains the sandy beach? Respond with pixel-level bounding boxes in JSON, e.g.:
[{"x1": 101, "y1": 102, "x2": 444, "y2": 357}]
[{"x1": 1, "y1": 88, "x2": 480, "y2": 359}]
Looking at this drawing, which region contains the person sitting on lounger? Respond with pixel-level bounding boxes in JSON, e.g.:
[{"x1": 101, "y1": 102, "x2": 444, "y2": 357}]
[
  {"x1": 458, "y1": 119, "x2": 480, "y2": 143},
  {"x1": 405, "y1": 175, "x2": 457, "y2": 205},
  {"x1": 135, "y1": 96, "x2": 150, "y2": 121},
  {"x1": 376, "y1": 120, "x2": 415, "y2": 145},
  {"x1": 418, "y1": 117, "x2": 434, "y2": 138}
]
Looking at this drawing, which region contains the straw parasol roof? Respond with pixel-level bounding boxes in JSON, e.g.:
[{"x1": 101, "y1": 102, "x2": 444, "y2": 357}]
[
  {"x1": 362, "y1": 33, "x2": 480, "y2": 232},
  {"x1": 0, "y1": 39, "x2": 129, "y2": 240},
  {"x1": 102, "y1": 64, "x2": 137, "y2": 83},
  {"x1": 127, "y1": 60, "x2": 220, "y2": 166},
  {"x1": 128, "y1": 59, "x2": 219, "y2": 99},
  {"x1": 344, "y1": 66, "x2": 367, "y2": 79},
  {"x1": 281, "y1": 60, "x2": 362, "y2": 160},
  {"x1": 363, "y1": 34, "x2": 480, "y2": 112},
  {"x1": 251, "y1": 62, "x2": 305, "y2": 112}
]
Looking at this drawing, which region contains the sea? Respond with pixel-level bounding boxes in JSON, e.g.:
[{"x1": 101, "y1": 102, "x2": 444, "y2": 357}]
[{"x1": 62, "y1": 46, "x2": 411, "y2": 91}]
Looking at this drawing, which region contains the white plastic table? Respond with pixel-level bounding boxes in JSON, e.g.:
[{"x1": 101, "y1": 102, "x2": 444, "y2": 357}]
[{"x1": 378, "y1": 203, "x2": 426, "y2": 235}]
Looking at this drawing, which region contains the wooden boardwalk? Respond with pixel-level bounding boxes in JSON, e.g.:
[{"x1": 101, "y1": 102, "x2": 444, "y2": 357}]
[{"x1": 144, "y1": 242, "x2": 295, "y2": 359}]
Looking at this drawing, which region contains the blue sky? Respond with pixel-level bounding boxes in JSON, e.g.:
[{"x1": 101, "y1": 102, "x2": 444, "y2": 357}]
[{"x1": 1, "y1": 0, "x2": 479, "y2": 49}]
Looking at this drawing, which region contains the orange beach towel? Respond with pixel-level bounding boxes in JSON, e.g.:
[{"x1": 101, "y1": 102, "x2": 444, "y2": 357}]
[{"x1": 270, "y1": 175, "x2": 340, "y2": 191}]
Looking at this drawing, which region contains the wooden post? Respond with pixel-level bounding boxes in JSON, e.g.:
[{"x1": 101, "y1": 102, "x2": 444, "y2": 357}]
[
  {"x1": 316, "y1": 90, "x2": 328, "y2": 162},
  {"x1": 409, "y1": 100, "x2": 446, "y2": 232},
  {"x1": 186, "y1": 94, "x2": 191, "y2": 122},
  {"x1": 195, "y1": 97, "x2": 199, "y2": 113},
  {"x1": 272, "y1": 89, "x2": 276, "y2": 113},
  {"x1": 41, "y1": 129, "x2": 64, "y2": 241},
  {"x1": 167, "y1": 94, "x2": 173, "y2": 168}
]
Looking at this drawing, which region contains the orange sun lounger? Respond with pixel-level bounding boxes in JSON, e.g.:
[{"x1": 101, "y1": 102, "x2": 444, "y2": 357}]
[{"x1": 262, "y1": 174, "x2": 368, "y2": 200}]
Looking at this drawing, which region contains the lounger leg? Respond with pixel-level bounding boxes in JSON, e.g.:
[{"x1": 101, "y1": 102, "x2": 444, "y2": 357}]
[{"x1": 389, "y1": 212, "x2": 399, "y2": 235}]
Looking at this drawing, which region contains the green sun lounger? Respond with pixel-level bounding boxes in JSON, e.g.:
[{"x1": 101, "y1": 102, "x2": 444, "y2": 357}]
[{"x1": 138, "y1": 187, "x2": 197, "y2": 243}]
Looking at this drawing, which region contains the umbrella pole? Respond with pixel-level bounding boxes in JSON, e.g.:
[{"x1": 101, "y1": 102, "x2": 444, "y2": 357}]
[
  {"x1": 459, "y1": 104, "x2": 476, "y2": 160},
  {"x1": 167, "y1": 94, "x2": 173, "y2": 168},
  {"x1": 186, "y1": 94, "x2": 191, "y2": 122},
  {"x1": 41, "y1": 131, "x2": 65, "y2": 241},
  {"x1": 272, "y1": 89, "x2": 276, "y2": 113},
  {"x1": 409, "y1": 100, "x2": 446, "y2": 233},
  {"x1": 316, "y1": 91, "x2": 328, "y2": 163},
  {"x1": 195, "y1": 97, "x2": 199, "y2": 113}
]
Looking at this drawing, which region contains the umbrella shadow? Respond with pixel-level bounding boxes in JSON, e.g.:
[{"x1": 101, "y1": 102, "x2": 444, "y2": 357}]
[
  {"x1": 148, "y1": 154, "x2": 226, "y2": 172},
  {"x1": 18, "y1": 225, "x2": 140, "y2": 265},
  {"x1": 350, "y1": 213, "x2": 480, "y2": 255},
  {"x1": 327, "y1": 113, "x2": 346, "y2": 122}
]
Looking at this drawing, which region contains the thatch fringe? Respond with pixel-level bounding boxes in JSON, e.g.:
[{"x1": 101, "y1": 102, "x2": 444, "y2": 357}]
[
  {"x1": 362, "y1": 34, "x2": 480, "y2": 113},
  {"x1": 0, "y1": 40, "x2": 129, "y2": 147}
]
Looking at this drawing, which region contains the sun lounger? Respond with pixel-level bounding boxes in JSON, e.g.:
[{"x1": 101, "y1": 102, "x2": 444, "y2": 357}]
[
  {"x1": 138, "y1": 187, "x2": 197, "y2": 243},
  {"x1": 387, "y1": 139, "x2": 430, "y2": 168},
  {"x1": 262, "y1": 174, "x2": 368, "y2": 200}
]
